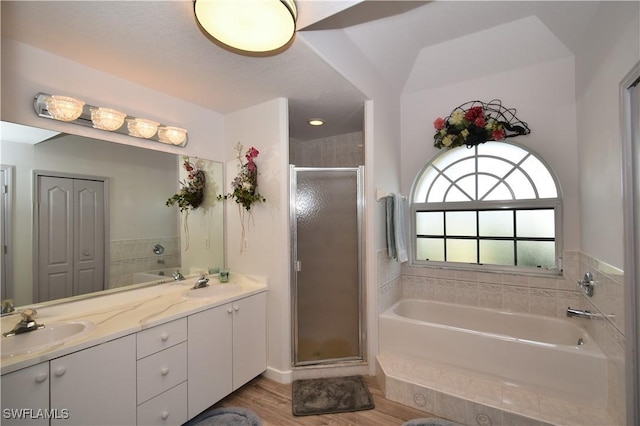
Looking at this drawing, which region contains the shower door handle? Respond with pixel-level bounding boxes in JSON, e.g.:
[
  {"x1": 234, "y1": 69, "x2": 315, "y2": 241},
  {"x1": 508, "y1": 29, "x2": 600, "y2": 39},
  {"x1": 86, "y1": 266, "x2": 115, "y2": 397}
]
[{"x1": 296, "y1": 260, "x2": 302, "y2": 272}]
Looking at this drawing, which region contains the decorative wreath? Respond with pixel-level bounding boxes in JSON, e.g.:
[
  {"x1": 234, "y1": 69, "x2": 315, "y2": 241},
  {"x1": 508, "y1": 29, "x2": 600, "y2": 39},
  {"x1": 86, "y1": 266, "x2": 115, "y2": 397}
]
[{"x1": 433, "y1": 99, "x2": 530, "y2": 149}]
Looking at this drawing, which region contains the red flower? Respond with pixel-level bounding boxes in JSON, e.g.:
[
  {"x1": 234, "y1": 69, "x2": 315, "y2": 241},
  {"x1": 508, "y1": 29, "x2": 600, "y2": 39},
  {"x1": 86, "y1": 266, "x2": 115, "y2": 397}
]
[
  {"x1": 465, "y1": 106, "x2": 483, "y2": 121},
  {"x1": 183, "y1": 161, "x2": 194, "y2": 172},
  {"x1": 474, "y1": 117, "x2": 486, "y2": 127},
  {"x1": 492, "y1": 129, "x2": 506, "y2": 140},
  {"x1": 245, "y1": 147, "x2": 260, "y2": 161},
  {"x1": 433, "y1": 117, "x2": 446, "y2": 130}
]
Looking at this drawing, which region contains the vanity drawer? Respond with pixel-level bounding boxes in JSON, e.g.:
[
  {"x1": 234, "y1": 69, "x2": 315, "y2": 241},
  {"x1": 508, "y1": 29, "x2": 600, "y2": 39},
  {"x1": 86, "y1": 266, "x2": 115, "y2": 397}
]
[
  {"x1": 137, "y1": 381, "x2": 187, "y2": 426},
  {"x1": 137, "y1": 342, "x2": 187, "y2": 404},
  {"x1": 137, "y1": 318, "x2": 187, "y2": 359}
]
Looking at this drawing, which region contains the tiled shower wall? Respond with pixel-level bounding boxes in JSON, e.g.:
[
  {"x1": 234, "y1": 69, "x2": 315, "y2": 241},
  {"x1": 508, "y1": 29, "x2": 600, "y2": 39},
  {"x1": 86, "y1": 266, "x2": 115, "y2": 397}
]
[
  {"x1": 290, "y1": 131, "x2": 363, "y2": 167},
  {"x1": 109, "y1": 237, "x2": 180, "y2": 288},
  {"x1": 376, "y1": 249, "x2": 626, "y2": 424}
]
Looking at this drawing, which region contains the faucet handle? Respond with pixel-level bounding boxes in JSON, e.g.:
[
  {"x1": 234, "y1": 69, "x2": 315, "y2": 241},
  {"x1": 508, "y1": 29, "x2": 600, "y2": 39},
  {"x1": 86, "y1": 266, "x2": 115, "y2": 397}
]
[{"x1": 21, "y1": 308, "x2": 37, "y2": 322}]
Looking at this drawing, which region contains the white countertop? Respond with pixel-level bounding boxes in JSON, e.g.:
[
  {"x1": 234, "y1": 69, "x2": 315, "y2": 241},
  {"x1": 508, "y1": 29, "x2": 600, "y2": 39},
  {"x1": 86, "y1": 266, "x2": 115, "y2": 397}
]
[{"x1": 0, "y1": 273, "x2": 268, "y2": 375}]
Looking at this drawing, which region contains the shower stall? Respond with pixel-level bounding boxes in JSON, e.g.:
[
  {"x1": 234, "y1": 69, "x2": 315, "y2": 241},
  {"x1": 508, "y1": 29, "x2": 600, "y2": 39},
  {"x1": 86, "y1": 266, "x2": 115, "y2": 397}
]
[{"x1": 290, "y1": 166, "x2": 365, "y2": 366}]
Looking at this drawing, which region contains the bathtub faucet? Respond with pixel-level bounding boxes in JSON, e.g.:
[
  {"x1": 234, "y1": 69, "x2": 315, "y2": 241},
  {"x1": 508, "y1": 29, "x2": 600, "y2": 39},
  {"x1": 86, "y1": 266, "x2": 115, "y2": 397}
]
[{"x1": 566, "y1": 307, "x2": 592, "y2": 320}]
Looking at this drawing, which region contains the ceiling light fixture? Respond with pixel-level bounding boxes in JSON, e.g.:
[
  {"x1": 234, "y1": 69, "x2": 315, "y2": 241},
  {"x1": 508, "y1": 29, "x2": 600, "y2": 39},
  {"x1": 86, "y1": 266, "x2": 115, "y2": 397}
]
[
  {"x1": 194, "y1": 0, "x2": 297, "y2": 54},
  {"x1": 308, "y1": 119, "x2": 324, "y2": 126},
  {"x1": 33, "y1": 92, "x2": 188, "y2": 147}
]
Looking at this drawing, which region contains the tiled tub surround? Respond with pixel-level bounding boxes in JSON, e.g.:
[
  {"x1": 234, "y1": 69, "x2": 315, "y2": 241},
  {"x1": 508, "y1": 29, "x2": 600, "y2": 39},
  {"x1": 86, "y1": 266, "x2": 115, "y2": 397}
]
[
  {"x1": 376, "y1": 250, "x2": 626, "y2": 425},
  {"x1": 109, "y1": 237, "x2": 180, "y2": 288}
]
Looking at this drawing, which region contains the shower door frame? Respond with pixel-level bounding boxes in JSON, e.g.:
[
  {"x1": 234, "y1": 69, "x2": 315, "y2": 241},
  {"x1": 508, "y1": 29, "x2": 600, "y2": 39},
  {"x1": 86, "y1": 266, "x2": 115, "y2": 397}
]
[{"x1": 290, "y1": 165, "x2": 366, "y2": 367}]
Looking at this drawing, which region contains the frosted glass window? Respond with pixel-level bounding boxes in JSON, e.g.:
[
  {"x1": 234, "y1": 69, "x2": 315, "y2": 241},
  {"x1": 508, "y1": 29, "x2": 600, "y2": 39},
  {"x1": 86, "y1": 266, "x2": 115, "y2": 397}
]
[
  {"x1": 416, "y1": 212, "x2": 444, "y2": 235},
  {"x1": 446, "y1": 211, "x2": 476, "y2": 236},
  {"x1": 417, "y1": 238, "x2": 444, "y2": 261},
  {"x1": 517, "y1": 241, "x2": 555, "y2": 268},
  {"x1": 411, "y1": 141, "x2": 561, "y2": 272},
  {"x1": 516, "y1": 210, "x2": 555, "y2": 238},
  {"x1": 447, "y1": 239, "x2": 477, "y2": 263},
  {"x1": 479, "y1": 210, "x2": 513, "y2": 237},
  {"x1": 480, "y1": 240, "x2": 514, "y2": 265}
]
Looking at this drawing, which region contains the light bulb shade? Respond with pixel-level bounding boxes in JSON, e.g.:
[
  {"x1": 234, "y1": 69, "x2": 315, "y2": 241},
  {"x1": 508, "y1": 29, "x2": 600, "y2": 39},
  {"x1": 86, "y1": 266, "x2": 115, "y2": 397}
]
[
  {"x1": 127, "y1": 118, "x2": 159, "y2": 139},
  {"x1": 194, "y1": 0, "x2": 297, "y2": 53},
  {"x1": 158, "y1": 126, "x2": 188, "y2": 145},
  {"x1": 45, "y1": 95, "x2": 85, "y2": 122},
  {"x1": 91, "y1": 107, "x2": 126, "y2": 131}
]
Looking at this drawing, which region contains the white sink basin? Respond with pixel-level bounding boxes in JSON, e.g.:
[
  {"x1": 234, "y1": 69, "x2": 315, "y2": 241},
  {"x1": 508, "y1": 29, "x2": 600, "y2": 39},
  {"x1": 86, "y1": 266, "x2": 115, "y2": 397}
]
[
  {"x1": 182, "y1": 284, "x2": 240, "y2": 300},
  {"x1": 1, "y1": 321, "x2": 94, "y2": 359}
]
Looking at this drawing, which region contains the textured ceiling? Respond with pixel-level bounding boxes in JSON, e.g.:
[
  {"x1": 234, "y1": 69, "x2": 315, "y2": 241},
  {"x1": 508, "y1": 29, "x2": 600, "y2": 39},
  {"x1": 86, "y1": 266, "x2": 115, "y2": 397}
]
[{"x1": 1, "y1": 1, "x2": 602, "y2": 141}]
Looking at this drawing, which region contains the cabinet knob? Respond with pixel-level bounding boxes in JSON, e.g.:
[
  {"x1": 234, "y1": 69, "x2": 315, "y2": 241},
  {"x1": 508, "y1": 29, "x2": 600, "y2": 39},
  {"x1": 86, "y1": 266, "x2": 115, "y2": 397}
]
[
  {"x1": 54, "y1": 366, "x2": 66, "y2": 377},
  {"x1": 161, "y1": 367, "x2": 170, "y2": 376},
  {"x1": 227, "y1": 308, "x2": 233, "y2": 314},
  {"x1": 35, "y1": 373, "x2": 48, "y2": 383},
  {"x1": 160, "y1": 332, "x2": 170, "y2": 342},
  {"x1": 234, "y1": 306, "x2": 239, "y2": 312},
  {"x1": 161, "y1": 411, "x2": 169, "y2": 420}
]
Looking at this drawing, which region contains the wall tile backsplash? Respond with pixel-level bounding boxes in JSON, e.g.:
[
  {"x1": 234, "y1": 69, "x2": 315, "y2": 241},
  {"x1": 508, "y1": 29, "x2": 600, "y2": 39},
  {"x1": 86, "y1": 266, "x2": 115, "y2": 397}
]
[
  {"x1": 376, "y1": 249, "x2": 626, "y2": 424},
  {"x1": 109, "y1": 237, "x2": 180, "y2": 288}
]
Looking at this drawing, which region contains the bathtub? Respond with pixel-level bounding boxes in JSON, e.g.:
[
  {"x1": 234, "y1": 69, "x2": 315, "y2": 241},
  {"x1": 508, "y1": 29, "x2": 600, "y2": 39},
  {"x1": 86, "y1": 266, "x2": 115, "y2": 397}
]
[
  {"x1": 132, "y1": 267, "x2": 182, "y2": 284},
  {"x1": 379, "y1": 299, "x2": 607, "y2": 406}
]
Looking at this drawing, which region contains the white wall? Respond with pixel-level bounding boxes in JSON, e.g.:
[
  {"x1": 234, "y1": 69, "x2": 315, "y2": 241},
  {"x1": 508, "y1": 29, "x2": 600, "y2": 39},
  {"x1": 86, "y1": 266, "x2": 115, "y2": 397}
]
[
  {"x1": 575, "y1": 1, "x2": 640, "y2": 270},
  {"x1": 401, "y1": 57, "x2": 580, "y2": 252},
  {"x1": 224, "y1": 98, "x2": 291, "y2": 382}
]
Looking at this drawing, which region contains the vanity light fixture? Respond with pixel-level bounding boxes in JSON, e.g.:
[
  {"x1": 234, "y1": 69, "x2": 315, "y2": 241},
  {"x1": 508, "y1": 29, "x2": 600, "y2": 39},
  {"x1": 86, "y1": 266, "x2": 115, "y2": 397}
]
[
  {"x1": 33, "y1": 92, "x2": 188, "y2": 147},
  {"x1": 45, "y1": 95, "x2": 85, "y2": 122},
  {"x1": 194, "y1": 0, "x2": 297, "y2": 54},
  {"x1": 91, "y1": 107, "x2": 126, "y2": 131},
  {"x1": 127, "y1": 118, "x2": 159, "y2": 139},
  {"x1": 308, "y1": 119, "x2": 324, "y2": 126}
]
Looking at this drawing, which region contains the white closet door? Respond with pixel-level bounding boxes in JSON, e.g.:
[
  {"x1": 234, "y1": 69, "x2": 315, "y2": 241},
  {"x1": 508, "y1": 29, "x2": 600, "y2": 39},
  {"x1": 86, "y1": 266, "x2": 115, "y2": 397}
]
[{"x1": 74, "y1": 179, "x2": 105, "y2": 296}]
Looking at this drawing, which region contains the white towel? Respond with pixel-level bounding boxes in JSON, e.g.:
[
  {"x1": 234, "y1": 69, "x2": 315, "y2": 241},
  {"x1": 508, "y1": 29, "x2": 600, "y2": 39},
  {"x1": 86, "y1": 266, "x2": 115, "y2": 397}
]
[{"x1": 386, "y1": 193, "x2": 408, "y2": 263}]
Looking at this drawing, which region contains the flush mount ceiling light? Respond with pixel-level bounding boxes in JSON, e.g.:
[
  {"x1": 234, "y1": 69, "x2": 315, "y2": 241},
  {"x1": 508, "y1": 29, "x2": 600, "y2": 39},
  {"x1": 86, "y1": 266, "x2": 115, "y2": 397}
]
[
  {"x1": 33, "y1": 92, "x2": 188, "y2": 147},
  {"x1": 91, "y1": 107, "x2": 126, "y2": 131},
  {"x1": 194, "y1": 0, "x2": 297, "y2": 54},
  {"x1": 45, "y1": 95, "x2": 85, "y2": 122},
  {"x1": 308, "y1": 119, "x2": 324, "y2": 126}
]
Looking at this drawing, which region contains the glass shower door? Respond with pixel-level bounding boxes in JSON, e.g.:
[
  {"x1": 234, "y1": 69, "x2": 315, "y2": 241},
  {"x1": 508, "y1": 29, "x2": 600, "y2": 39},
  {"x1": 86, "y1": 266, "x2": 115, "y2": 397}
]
[{"x1": 291, "y1": 166, "x2": 364, "y2": 366}]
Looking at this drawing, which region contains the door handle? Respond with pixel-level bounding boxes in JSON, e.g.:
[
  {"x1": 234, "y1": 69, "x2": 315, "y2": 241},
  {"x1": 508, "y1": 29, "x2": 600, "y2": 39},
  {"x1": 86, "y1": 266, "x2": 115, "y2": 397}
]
[{"x1": 296, "y1": 260, "x2": 302, "y2": 272}]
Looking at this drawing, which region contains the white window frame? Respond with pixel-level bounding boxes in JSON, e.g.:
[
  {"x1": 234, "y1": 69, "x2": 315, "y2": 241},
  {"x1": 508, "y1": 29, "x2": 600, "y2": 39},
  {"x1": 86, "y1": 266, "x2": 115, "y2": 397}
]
[{"x1": 410, "y1": 141, "x2": 563, "y2": 275}]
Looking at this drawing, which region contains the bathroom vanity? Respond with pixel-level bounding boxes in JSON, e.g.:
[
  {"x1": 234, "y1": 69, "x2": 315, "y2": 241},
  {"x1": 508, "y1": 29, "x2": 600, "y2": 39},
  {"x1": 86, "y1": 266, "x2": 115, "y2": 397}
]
[{"x1": 0, "y1": 274, "x2": 267, "y2": 426}]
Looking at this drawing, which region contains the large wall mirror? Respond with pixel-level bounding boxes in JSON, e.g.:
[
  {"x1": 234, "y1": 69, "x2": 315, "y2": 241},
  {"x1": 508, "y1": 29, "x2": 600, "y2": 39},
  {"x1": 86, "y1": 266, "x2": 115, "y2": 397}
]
[{"x1": 0, "y1": 121, "x2": 224, "y2": 308}]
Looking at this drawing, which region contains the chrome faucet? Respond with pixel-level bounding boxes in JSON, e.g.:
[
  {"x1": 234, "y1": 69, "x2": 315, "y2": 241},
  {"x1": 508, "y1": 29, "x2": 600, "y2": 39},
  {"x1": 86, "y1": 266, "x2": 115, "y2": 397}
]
[
  {"x1": 3, "y1": 309, "x2": 45, "y2": 337},
  {"x1": 172, "y1": 271, "x2": 185, "y2": 281},
  {"x1": 192, "y1": 274, "x2": 210, "y2": 289},
  {"x1": 566, "y1": 307, "x2": 592, "y2": 320}
]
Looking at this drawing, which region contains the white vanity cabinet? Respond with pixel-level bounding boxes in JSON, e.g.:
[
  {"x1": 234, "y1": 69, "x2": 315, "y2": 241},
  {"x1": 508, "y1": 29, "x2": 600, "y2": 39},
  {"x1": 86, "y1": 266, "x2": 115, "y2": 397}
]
[
  {"x1": 187, "y1": 291, "x2": 267, "y2": 418},
  {"x1": 1, "y1": 361, "x2": 49, "y2": 425},
  {"x1": 50, "y1": 334, "x2": 136, "y2": 426}
]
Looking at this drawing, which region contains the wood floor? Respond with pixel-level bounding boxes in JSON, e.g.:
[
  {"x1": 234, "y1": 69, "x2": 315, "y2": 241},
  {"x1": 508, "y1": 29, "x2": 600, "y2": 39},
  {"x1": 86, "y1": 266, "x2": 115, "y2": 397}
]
[{"x1": 210, "y1": 375, "x2": 439, "y2": 425}]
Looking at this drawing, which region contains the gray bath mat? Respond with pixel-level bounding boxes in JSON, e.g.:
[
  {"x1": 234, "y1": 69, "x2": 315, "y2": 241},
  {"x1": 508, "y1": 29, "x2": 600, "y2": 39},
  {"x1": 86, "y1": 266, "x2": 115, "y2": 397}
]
[
  {"x1": 403, "y1": 418, "x2": 463, "y2": 426},
  {"x1": 292, "y1": 375, "x2": 375, "y2": 416},
  {"x1": 183, "y1": 407, "x2": 262, "y2": 425}
]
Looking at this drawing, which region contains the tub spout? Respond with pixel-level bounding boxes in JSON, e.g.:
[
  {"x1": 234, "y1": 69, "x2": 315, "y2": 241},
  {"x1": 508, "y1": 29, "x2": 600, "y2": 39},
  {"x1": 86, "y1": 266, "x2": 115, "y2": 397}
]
[{"x1": 566, "y1": 307, "x2": 592, "y2": 319}]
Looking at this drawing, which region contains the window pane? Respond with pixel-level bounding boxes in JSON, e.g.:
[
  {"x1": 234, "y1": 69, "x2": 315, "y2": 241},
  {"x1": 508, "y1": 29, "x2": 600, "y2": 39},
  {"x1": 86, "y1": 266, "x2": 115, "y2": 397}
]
[
  {"x1": 505, "y1": 169, "x2": 536, "y2": 199},
  {"x1": 416, "y1": 212, "x2": 443, "y2": 235},
  {"x1": 479, "y1": 210, "x2": 513, "y2": 236},
  {"x1": 483, "y1": 182, "x2": 513, "y2": 201},
  {"x1": 480, "y1": 240, "x2": 514, "y2": 266},
  {"x1": 477, "y1": 156, "x2": 514, "y2": 178},
  {"x1": 447, "y1": 239, "x2": 477, "y2": 263},
  {"x1": 477, "y1": 174, "x2": 499, "y2": 200},
  {"x1": 412, "y1": 166, "x2": 439, "y2": 202},
  {"x1": 428, "y1": 175, "x2": 450, "y2": 202},
  {"x1": 516, "y1": 210, "x2": 555, "y2": 238},
  {"x1": 443, "y1": 158, "x2": 475, "y2": 182},
  {"x1": 417, "y1": 238, "x2": 444, "y2": 261},
  {"x1": 432, "y1": 145, "x2": 473, "y2": 170},
  {"x1": 517, "y1": 241, "x2": 555, "y2": 268},
  {"x1": 520, "y1": 156, "x2": 558, "y2": 198},
  {"x1": 478, "y1": 142, "x2": 527, "y2": 164},
  {"x1": 455, "y1": 176, "x2": 476, "y2": 200},
  {"x1": 445, "y1": 186, "x2": 472, "y2": 202},
  {"x1": 446, "y1": 211, "x2": 476, "y2": 236}
]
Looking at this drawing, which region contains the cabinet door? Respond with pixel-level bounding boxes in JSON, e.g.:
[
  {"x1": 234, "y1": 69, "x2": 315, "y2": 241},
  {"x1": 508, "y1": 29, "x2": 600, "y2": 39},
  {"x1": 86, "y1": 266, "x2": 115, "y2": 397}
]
[
  {"x1": 187, "y1": 304, "x2": 232, "y2": 418},
  {"x1": 0, "y1": 362, "x2": 49, "y2": 425},
  {"x1": 50, "y1": 335, "x2": 136, "y2": 426},
  {"x1": 232, "y1": 292, "x2": 267, "y2": 390}
]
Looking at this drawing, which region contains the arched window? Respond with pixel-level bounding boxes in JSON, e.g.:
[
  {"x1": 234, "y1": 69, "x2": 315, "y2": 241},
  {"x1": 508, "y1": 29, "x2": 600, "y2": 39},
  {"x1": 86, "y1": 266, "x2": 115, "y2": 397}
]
[{"x1": 410, "y1": 141, "x2": 562, "y2": 273}]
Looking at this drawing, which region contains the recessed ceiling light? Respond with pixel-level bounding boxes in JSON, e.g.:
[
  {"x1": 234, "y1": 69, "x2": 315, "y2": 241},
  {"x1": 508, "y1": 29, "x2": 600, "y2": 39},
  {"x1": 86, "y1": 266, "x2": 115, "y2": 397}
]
[{"x1": 308, "y1": 119, "x2": 324, "y2": 126}]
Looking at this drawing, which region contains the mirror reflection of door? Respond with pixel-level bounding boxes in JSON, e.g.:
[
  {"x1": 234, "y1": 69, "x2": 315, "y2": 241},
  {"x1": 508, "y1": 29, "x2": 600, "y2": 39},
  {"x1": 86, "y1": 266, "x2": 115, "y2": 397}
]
[
  {"x1": 36, "y1": 174, "x2": 106, "y2": 302},
  {"x1": 0, "y1": 165, "x2": 13, "y2": 301}
]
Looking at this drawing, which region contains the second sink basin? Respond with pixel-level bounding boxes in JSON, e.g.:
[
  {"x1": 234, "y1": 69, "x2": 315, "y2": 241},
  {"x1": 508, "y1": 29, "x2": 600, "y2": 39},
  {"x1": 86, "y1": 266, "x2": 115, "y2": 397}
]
[
  {"x1": 182, "y1": 284, "x2": 240, "y2": 300},
  {"x1": 1, "y1": 320, "x2": 94, "y2": 359}
]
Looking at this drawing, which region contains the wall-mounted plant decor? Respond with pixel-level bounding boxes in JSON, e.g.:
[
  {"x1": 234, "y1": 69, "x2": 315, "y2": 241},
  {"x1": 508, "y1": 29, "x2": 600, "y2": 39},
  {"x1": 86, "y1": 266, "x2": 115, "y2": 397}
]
[
  {"x1": 433, "y1": 99, "x2": 530, "y2": 149},
  {"x1": 166, "y1": 157, "x2": 206, "y2": 250}
]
